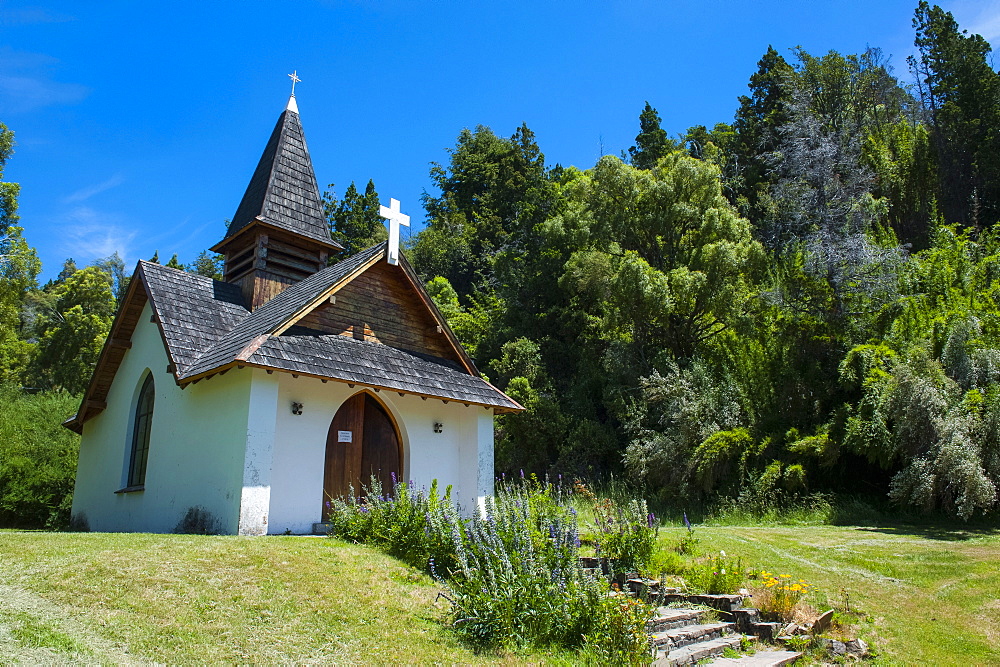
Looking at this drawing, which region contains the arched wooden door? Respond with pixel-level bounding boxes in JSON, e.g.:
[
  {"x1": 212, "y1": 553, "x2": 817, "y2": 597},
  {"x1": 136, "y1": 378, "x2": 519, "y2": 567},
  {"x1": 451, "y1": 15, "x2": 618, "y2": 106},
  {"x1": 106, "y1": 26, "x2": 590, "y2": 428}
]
[{"x1": 322, "y1": 393, "x2": 402, "y2": 518}]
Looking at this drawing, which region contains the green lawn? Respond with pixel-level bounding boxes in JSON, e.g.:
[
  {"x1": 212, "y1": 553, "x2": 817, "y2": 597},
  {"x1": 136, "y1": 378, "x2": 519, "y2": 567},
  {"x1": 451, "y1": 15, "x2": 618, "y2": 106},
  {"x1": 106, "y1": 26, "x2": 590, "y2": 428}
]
[
  {"x1": 0, "y1": 531, "x2": 557, "y2": 664},
  {"x1": 2, "y1": 526, "x2": 998, "y2": 664},
  {"x1": 669, "y1": 524, "x2": 1000, "y2": 665}
]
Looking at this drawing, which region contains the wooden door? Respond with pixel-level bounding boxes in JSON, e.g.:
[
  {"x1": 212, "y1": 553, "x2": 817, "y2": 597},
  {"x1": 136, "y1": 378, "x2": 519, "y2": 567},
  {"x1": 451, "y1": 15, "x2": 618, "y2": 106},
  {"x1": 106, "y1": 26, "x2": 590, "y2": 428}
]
[{"x1": 323, "y1": 393, "x2": 401, "y2": 518}]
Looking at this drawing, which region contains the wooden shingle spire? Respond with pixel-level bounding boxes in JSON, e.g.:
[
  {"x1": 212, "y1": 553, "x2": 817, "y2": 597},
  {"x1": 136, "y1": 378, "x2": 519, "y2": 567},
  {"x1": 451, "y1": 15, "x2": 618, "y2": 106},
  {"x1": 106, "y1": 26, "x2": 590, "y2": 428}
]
[{"x1": 212, "y1": 94, "x2": 342, "y2": 310}]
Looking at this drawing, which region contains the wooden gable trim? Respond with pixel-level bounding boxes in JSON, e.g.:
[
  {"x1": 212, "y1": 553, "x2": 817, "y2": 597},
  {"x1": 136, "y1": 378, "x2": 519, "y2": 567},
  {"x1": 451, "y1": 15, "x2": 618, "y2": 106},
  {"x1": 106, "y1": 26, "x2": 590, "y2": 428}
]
[
  {"x1": 64, "y1": 262, "x2": 185, "y2": 433},
  {"x1": 271, "y1": 248, "x2": 386, "y2": 336},
  {"x1": 395, "y1": 253, "x2": 479, "y2": 377}
]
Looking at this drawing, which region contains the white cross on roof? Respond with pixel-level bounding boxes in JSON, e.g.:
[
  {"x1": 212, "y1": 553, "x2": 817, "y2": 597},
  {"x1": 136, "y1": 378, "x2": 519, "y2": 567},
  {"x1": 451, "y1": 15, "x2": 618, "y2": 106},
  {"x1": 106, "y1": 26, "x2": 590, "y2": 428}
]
[
  {"x1": 288, "y1": 70, "x2": 301, "y2": 96},
  {"x1": 379, "y1": 198, "x2": 410, "y2": 266}
]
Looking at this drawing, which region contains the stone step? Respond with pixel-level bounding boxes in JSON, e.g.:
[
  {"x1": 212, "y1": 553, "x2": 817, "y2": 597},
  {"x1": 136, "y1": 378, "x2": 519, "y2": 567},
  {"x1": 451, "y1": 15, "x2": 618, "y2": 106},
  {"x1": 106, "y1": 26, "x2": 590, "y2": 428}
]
[
  {"x1": 705, "y1": 650, "x2": 803, "y2": 666},
  {"x1": 660, "y1": 592, "x2": 747, "y2": 612},
  {"x1": 651, "y1": 621, "x2": 735, "y2": 650},
  {"x1": 648, "y1": 607, "x2": 707, "y2": 632},
  {"x1": 656, "y1": 634, "x2": 745, "y2": 666}
]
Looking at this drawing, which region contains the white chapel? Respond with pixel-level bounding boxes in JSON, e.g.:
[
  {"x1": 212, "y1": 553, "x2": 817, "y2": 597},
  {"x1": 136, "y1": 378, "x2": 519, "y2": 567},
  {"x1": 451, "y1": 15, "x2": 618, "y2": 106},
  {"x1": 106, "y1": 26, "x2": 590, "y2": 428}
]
[{"x1": 66, "y1": 92, "x2": 522, "y2": 535}]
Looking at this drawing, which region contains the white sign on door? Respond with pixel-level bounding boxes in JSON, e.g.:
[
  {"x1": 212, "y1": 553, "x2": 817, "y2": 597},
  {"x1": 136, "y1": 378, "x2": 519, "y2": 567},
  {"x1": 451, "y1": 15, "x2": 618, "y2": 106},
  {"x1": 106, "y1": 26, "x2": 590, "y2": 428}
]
[{"x1": 337, "y1": 430, "x2": 353, "y2": 443}]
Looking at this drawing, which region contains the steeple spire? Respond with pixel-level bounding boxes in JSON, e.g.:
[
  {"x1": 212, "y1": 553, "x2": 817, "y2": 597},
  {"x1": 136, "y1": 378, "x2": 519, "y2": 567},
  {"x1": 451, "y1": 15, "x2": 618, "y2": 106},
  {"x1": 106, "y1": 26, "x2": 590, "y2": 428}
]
[
  {"x1": 215, "y1": 96, "x2": 336, "y2": 249},
  {"x1": 212, "y1": 93, "x2": 341, "y2": 310}
]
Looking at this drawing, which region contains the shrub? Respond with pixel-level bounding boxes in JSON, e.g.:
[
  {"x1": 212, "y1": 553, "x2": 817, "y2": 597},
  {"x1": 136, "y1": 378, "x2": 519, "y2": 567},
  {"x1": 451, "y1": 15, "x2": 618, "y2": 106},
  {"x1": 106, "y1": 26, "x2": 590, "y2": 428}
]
[
  {"x1": 327, "y1": 477, "x2": 653, "y2": 660},
  {"x1": 685, "y1": 551, "x2": 747, "y2": 594},
  {"x1": 592, "y1": 496, "x2": 658, "y2": 573},
  {"x1": 0, "y1": 384, "x2": 80, "y2": 529},
  {"x1": 439, "y1": 487, "x2": 650, "y2": 657},
  {"x1": 326, "y1": 477, "x2": 457, "y2": 573}
]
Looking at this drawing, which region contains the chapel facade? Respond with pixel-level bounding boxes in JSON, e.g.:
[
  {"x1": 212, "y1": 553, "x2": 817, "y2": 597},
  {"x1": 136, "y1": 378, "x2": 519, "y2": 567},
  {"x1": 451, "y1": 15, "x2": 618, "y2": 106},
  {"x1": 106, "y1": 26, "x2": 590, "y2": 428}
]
[{"x1": 67, "y1": 94, "x2": 521, "y2": 535}]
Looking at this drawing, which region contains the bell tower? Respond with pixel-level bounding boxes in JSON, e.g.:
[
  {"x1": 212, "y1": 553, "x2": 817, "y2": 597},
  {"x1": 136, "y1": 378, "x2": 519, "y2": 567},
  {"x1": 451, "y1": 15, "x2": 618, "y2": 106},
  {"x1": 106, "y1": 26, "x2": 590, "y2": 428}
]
[{"x1": 211, "y1": 93, "x2": 341, "y2": 310}]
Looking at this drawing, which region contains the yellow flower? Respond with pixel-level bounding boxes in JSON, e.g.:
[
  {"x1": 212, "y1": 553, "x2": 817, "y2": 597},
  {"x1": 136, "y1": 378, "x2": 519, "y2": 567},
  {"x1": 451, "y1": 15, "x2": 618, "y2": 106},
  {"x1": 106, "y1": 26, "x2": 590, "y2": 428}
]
[{"x1": 780, "y1": 574, "x2": 791, "y2": 578}]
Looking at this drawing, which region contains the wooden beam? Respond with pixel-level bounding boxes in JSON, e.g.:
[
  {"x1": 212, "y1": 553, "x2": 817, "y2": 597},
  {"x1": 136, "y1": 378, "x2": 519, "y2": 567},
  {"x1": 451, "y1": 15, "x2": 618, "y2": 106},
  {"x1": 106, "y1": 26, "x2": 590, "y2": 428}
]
[
  {"x1": 108, "y1": 338, "x2": 132, "y2": 349},
  {"x1": 85, "y1": 399, "x2": 107, "y2": 410}
]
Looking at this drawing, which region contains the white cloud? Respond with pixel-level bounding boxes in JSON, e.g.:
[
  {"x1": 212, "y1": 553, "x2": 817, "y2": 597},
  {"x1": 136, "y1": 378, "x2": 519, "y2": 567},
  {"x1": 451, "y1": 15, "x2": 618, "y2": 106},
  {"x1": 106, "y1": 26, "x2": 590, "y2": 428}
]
[
  {"x1": 951, "y1": 0, "x2": 1000, "y2": 47},
  {"x1": 60, "y1": 206, "x2": 136, "y2": 265},
  {"x1": 64, "y1": 174, "x2": 125, "y2": 203},
  {"x1": 0, "y1": 47, "x2": 88, "y2": 113}
]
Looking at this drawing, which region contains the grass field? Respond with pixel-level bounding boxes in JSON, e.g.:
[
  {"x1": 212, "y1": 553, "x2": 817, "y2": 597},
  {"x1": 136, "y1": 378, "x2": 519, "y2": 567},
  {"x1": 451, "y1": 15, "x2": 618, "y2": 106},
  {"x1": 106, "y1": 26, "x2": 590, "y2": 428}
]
[
  {"x1": 0, "y1": 531, "x2": 566, "y2": 664},
  {"x1": 670, "y1": 524, "x2": 1000, "y2": 665},
  {"x1": 2, "y1": 525, "x2": 998, "y2": 664}
]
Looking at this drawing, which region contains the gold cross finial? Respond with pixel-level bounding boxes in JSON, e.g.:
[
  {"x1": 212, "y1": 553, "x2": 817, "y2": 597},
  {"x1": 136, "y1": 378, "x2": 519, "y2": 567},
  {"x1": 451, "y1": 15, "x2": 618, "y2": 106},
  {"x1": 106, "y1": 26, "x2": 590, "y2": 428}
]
[{"x1": 288, "y1": 70, "x2": 301, "y2": 96}]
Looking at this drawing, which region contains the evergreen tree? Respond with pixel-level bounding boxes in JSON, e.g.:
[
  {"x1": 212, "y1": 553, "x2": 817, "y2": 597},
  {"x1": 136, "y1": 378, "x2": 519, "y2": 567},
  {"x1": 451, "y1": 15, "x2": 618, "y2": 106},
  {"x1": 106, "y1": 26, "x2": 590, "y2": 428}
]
[
  {"x1": 627, "y1": 102, "x2": 673, "y2": 170},
  {"x1": 731, "y1": 46, "x2": 795, "y2": 224},
  {"x1": 910, "y1": 1, "x2": 1000, "y2": 229},
  {"x1": 325, "y1": 179, "x2": 387, "y2": 259},
  {"x1": 56, "y1": 258, "x2": 77, "y2": 284},
  {"x1": 187, "y1": 251, "x2": 224, "y2": 280},
  {"x1": 165, "y1": 254, "x2": 184, "y2": 270}
]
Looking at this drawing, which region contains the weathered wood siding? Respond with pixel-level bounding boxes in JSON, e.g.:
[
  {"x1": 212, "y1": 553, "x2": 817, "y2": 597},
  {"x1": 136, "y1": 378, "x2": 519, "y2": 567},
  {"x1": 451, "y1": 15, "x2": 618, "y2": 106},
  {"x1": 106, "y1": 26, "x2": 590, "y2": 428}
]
[{"x1": 298, "y1": 262, "x2": 459, "y2": 362}]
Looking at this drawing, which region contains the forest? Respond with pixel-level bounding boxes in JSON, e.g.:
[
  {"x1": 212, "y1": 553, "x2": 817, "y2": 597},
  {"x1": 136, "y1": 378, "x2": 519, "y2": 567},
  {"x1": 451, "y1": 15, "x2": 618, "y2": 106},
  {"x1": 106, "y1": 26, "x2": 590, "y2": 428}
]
[{"x1": 2, "y1": 2, "x2": 999, "y2": 525}]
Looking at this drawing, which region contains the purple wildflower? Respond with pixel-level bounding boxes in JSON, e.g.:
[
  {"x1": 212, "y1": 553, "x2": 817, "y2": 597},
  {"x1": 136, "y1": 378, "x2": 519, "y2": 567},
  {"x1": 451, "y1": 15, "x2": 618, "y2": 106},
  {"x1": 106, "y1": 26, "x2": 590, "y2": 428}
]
[{"x1": 683, "y1": 511, "x2": 691, "y2": 531}]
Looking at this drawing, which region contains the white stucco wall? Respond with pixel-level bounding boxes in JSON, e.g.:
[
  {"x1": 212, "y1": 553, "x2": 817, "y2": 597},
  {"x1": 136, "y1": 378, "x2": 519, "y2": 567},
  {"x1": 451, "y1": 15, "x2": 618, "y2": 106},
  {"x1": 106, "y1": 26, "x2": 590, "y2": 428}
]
[
  {"x1": 71, "y1": 301, "x2": 497, "y2": 535},
  {"x1": 71, "y1": 301, "x2": 253, "y2": 534},
  {"x1": 267, "y1": 373, "x2": 496, "y2": 534}
]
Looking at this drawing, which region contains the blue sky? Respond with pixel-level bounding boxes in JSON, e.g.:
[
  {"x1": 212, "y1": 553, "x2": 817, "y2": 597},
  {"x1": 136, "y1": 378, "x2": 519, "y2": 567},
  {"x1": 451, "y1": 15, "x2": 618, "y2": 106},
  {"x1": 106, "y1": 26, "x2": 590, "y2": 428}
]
[{"x1": 3, "y1": 0, "x2": 999, "y2": 281}]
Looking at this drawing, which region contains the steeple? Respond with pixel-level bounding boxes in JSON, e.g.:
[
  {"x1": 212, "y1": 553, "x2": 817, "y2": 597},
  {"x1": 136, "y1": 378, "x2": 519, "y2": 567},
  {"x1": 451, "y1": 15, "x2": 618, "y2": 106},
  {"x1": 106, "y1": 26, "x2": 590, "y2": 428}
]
[{"x1": 212, "y1": 93, "x2": 342, "y2": 310}]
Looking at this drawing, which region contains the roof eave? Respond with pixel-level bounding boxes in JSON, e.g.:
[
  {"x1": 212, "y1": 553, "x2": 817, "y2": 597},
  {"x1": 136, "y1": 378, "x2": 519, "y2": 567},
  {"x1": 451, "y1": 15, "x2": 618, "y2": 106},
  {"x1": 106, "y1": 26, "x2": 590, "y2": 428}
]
[
  {"x1": 210, "y1": 217, "x2": 342, "y2": 254},
  {"x1": 177, "y1": 359, "x2": 522, "y2": 413}
]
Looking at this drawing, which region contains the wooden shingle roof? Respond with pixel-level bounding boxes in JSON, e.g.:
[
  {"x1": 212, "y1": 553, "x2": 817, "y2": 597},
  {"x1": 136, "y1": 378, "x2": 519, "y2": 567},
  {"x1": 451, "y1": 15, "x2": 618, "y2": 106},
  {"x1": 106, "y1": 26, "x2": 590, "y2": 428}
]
[
  {"x1": 66, "y1": 244, "x2": 522, "y2": 432},
  {"x1": 247, "y1": 334, "x2": 522, "y2": 411},
  {"x1": 141, "y1": 261, "x2": 249, "y2": 376},
  {"x1": 180, "y1": 242, "x2": 387, "y2": 379},
  {"x1": 217, "y1": 104, "x2": 339, "y2": 249}
]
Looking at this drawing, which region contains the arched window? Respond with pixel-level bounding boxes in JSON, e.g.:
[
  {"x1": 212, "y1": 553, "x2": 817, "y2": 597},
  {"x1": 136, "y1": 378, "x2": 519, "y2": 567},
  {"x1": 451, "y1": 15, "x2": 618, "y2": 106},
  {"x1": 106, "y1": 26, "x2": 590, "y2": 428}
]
[{"x1": 127, "y1": 374, "x2": 154, "y2": 488}]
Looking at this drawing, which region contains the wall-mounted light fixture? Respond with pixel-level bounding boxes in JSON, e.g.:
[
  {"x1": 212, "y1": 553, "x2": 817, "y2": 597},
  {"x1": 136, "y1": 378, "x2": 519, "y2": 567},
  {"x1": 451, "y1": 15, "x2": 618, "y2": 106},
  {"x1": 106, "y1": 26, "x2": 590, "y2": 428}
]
[
  {"x1": 433, "y1": 422, "x2": 443, "y2": 434},
  {"x1": 291, "y1": 401, "x2": 303, "y2": 415}
]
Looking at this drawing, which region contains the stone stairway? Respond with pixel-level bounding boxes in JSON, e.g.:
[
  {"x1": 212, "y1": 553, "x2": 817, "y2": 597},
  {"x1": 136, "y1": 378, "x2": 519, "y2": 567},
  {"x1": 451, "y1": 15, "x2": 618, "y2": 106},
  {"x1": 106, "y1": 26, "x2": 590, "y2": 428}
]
[
  {"x1": 646, "y1": 606, "x2": 801, "y2": 666},
  {"x1": 578, "y1": 561, "x2": 805, "y2": 665},
  {"x1": 648, "y1": 606, "x2": 743, "y2": 665}
]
